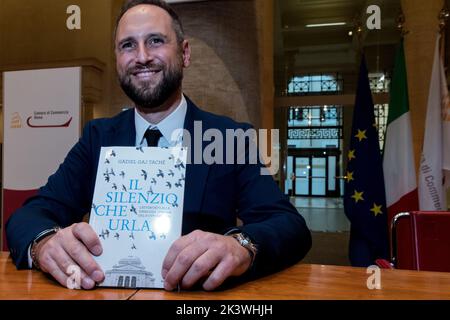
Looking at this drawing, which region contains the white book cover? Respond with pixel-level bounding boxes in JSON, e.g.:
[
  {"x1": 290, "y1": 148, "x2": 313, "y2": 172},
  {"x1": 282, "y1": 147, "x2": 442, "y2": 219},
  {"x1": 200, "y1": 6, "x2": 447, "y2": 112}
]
[{"x1": 89, "y1": 146, "x2": 187, "y2": 288}]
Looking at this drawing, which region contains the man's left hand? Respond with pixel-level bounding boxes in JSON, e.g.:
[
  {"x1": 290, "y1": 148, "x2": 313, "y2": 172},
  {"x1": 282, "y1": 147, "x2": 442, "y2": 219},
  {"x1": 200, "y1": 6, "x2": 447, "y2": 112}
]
[{"x1": 161, "y1": 230, "x2": 252, "y2": 291}]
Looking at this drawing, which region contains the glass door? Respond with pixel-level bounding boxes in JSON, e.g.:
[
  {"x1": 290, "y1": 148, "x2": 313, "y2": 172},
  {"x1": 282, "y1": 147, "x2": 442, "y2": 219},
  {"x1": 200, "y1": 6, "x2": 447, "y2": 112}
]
[
  {"x1": 327, "y1": 155, "x2": 339, "y2": 197},
  {"x1": 311, "y1": 157, "x2": 326, "y2": 196},
  {"x1": 286, "y1": 153, "x2": 340, "y2": 197},
  {"x1": 295, "y1": 157, "x2": 310, "y2": 196}
]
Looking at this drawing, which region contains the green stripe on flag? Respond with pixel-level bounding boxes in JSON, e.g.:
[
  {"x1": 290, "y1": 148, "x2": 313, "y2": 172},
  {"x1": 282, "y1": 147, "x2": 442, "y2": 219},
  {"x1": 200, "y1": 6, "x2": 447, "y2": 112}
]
[{"x1": 387, "y1": 40, "x2": 410, "y2": 124}]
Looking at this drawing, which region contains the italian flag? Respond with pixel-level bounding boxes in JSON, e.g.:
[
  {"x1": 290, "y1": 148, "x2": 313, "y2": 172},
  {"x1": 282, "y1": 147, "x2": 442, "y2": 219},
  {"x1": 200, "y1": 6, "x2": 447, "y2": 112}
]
[{"x1": 383, "y1": 40, "x2": 418, "y2": 225}]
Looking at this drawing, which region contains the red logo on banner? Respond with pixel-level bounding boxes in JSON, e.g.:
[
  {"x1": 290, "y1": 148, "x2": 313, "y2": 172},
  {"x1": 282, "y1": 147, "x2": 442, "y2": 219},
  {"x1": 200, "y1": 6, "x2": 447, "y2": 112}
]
[{"x1": 26, "y1": 116, "x2": 72, "y2": 128}]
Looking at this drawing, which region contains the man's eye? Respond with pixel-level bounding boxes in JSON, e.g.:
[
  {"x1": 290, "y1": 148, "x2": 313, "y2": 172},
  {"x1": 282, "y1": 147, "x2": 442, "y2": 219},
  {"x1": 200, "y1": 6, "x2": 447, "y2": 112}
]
[
  {"x1": 148, "y1": 38, "x2": 163, "y2": 45},
  {"x1": 121, "y1": 42, "x2": 134, "y2": 50}
]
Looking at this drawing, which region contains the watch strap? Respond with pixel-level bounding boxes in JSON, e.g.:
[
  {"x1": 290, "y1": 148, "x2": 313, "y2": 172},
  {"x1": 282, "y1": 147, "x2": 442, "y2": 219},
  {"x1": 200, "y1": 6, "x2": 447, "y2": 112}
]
[
  {"x1": 225, "y1": 230, "x2": 258, "y2": 267},
  {"x1": 30, "y1": 226, "x2": 60, "y2": 270}
]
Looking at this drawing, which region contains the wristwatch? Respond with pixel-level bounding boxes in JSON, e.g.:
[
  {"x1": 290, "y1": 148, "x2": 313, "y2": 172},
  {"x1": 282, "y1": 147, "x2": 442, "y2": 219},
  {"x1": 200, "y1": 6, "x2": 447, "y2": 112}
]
[
  {"x1": 30, "y1": 226, "x2": 60, "y2": 270},
  {"x1": 228, "y1": 232, "x2": 258, "y2": 266}
]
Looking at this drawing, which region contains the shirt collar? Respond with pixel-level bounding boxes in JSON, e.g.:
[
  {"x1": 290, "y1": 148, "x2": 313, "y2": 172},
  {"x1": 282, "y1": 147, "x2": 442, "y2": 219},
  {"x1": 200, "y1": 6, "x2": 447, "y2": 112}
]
[{"x1": 134, "y1": 94, "x2": 187, "y2": 146}]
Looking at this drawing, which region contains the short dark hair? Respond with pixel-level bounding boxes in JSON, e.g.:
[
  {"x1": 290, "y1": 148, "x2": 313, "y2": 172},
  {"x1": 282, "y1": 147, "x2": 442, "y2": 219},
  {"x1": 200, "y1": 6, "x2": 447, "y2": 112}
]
[{"x1": 115, "y1": 0, "x2": 185, "y2": 44}]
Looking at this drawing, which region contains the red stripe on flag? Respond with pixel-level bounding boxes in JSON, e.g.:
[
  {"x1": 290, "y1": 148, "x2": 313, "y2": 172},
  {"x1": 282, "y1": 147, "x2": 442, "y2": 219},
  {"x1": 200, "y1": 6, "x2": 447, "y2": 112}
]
[
  {"x1": 2, "y1": 189, "x2": 38, "y2": 251},
  {"x1": 387, "y1": 189, "x2": 419, "y2": 270}
]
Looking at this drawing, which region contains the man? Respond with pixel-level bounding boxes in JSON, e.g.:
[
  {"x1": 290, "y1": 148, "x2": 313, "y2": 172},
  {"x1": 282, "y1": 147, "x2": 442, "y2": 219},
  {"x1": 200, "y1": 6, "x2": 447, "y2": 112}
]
[{"x1": 6, "y1": 0, "x2": 311, "y2": 291}]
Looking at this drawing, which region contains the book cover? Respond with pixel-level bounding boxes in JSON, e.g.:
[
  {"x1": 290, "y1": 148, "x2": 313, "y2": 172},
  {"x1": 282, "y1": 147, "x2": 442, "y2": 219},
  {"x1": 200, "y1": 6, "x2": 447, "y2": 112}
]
[{"x1": 89, "y1": 146, "x2": 187, "y2": 288}]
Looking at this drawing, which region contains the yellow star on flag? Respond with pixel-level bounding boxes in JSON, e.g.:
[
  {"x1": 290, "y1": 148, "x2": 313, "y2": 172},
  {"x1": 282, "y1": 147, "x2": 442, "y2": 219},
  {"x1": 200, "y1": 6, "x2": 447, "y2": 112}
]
[
  {"x1": 351, "y1": 190, "x2": 364, "y2": 203},
  {"x1": 348, "y1": 149, "x2": 356, "y2": 161},
  {"x1": 346, "y1": 171, "x2": 354, "y2": 182},
  {"x1": 355, "y1": 129, "x2": 367, "y2": 142},
  {"x1": 370, "y1": 203, "x2": 383, "y2": 216}
]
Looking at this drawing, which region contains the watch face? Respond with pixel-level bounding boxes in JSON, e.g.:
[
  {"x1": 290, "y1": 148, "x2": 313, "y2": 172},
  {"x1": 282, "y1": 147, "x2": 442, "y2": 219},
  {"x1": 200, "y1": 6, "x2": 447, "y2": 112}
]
[
  {"x1": 231, "y1": 233, "x2": 257, "y2": 257},
  {"x1": 236, "y1": 234, "x2": 250, "y2": 247}
]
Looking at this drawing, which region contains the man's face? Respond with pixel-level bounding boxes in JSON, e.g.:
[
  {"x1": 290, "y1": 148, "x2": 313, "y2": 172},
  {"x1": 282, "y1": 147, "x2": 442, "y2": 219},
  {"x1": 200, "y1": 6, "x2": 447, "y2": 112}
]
[{"x1": 115, "y1": 5, "x2": 190, "y2": 109}]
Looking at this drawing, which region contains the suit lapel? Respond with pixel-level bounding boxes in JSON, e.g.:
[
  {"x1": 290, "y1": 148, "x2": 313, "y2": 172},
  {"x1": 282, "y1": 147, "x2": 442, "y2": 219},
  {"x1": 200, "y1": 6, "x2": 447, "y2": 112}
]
[
  {"x1": 107, "y1": 108, "x2": 136, "y2": 146},
  {"x1": 183, "y1": 99, "x2": 210, "y2": 215}
]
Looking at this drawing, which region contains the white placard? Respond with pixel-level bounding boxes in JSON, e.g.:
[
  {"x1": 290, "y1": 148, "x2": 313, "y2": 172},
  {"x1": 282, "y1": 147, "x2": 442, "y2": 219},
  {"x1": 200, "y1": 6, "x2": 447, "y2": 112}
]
[{"x1": 3, "y1": 67, "x2": 81, "y2": 190}]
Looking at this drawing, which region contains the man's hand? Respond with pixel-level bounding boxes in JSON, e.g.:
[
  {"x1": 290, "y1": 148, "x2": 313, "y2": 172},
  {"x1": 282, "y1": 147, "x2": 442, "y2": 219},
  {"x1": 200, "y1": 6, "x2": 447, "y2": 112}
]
[
  {"x1": 34, "y1": 222, "x2": 104, "y2": 289},
  {"x1": 161, "y1": 230, "x2": 252, "y2": 291}
]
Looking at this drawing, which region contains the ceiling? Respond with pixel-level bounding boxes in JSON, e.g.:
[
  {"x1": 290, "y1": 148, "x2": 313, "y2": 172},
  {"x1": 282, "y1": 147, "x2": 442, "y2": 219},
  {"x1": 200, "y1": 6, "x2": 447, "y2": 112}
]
[{"x1": 274, "y1": 0, "x2": 402, "y2": 91}]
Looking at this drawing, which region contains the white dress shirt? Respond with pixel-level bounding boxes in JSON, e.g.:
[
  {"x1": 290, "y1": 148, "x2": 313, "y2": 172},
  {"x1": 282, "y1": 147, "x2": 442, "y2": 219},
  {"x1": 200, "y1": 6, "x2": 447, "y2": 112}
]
[{"x1": 134, "y1": 94, "x2": 187, "y2": 147}]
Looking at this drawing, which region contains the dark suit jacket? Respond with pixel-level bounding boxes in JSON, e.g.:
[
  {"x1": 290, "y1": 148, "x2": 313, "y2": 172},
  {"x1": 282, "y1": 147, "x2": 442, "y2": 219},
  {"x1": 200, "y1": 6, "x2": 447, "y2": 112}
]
[{"x1": 6, "y1": 98, "x2": 311, "y2": 281}]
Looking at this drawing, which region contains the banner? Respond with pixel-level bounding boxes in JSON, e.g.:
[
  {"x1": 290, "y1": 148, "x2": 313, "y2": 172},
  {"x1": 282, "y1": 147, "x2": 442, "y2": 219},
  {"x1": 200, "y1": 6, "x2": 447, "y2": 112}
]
[
  {"x1": 2, "y1": 67, "x2": 81, "y2": 250},
  {"x1": 344, "y1": 57, "x2": 388, "y2": 266},
  {"x1": 382, "y1": 40, "x2": 418, "y2": 269}
]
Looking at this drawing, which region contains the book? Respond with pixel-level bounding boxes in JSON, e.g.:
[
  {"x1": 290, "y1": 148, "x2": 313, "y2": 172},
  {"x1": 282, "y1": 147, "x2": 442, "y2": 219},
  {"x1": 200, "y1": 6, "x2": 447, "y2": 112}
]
[{"x1": 89, "y1": 146, "x2": 187, "y2": 288}]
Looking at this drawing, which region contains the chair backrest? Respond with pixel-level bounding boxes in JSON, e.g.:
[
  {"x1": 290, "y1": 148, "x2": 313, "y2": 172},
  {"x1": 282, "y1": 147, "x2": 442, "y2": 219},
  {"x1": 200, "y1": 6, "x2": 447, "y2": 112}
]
[{"x1": 391, "y1": 211, "x2": 450, "y2": 272}]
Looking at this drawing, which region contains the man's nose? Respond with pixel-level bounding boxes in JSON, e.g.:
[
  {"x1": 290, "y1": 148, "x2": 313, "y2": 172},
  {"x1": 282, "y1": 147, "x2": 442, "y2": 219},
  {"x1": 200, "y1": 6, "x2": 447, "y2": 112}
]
[{"x1": 136, "y1": 42, "x2": 153, "y2": 64}]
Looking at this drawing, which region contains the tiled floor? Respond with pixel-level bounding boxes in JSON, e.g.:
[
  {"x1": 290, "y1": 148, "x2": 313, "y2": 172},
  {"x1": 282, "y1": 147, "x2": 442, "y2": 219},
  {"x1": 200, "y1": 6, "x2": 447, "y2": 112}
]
[
  {"x1": 291, "y1": 196, "x2": 351, "y2": 265},
  {"x1": 291, "y1": 196, "x2": 350, "y2": 232},
  {"x1": 293, "y1": 197, "x2": 343, "y2": 209}
]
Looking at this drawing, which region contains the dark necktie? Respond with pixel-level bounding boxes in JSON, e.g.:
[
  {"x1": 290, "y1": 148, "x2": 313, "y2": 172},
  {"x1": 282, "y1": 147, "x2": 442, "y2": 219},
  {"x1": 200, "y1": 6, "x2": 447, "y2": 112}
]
[{"x1": 144, "y1": 129, "x2": 162, "y2": 147}]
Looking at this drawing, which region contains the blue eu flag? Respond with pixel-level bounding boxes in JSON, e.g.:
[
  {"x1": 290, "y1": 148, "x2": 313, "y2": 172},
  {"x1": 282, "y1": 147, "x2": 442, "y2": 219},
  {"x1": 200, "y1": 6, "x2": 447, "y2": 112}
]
[{"x1": 344, "y1": 57, "x2": 389, "y2": 267}]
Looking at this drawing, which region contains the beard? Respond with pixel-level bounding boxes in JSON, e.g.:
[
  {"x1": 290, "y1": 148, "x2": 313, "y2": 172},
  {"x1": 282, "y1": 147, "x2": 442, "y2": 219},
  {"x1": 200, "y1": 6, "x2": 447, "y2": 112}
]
[{"x1": 119, "y1": 58, "x2": 183, "y2": 110}]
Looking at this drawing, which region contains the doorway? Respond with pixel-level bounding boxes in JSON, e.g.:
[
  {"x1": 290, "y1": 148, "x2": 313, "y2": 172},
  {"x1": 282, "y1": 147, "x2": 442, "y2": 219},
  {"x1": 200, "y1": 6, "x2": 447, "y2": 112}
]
[{"x1": 286, "y1": 149, "x2": 341, "y2": 197}]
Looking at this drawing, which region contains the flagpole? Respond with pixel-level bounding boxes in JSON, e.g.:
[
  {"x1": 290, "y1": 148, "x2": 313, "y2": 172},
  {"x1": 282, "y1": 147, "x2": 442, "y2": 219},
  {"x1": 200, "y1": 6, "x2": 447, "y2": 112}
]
[
  {"x1": 397, "y1": 12, "x2": 409, "y2": 38},
  {"x1": 439, "y1": 6, "x2": 450, "y2": 210},
  {"x1": 438, "y1": 7, "x2": 448, "y2": 61}
]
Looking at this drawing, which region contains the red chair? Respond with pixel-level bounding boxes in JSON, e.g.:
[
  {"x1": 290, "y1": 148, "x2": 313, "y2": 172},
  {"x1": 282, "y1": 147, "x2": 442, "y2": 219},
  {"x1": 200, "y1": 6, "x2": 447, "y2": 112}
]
[{"x1": 382, "y1": 211, "x2": 450, "y2": 272}]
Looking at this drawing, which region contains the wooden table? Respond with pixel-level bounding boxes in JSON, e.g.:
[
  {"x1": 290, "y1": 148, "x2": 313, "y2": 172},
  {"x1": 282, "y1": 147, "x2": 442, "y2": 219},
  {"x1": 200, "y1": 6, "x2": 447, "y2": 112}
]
[
  {"x1": 0, "y1": 252, "x2": 135, "y2": 300},
  {"x1": 2, "y1": 252, "x2": 450, "y2": 300}
]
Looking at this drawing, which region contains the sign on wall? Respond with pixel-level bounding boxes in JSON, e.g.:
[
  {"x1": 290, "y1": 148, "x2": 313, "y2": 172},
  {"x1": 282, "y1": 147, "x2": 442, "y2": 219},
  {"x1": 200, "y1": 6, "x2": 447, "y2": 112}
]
[{"x1": 2, "y1": 67, "x2": 81, "y2": 250}]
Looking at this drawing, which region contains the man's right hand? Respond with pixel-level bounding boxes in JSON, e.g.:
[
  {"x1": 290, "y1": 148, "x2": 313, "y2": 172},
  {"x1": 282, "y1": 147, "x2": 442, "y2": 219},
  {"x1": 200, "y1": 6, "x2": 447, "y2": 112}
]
[{"x1": 33, "y1": 222, "x2": 104, "y2": 289}]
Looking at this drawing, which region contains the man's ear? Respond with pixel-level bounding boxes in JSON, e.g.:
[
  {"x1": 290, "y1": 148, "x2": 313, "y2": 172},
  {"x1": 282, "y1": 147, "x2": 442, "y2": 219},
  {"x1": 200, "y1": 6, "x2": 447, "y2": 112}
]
[{"x1": 182, "y1": 40, "x2": 191, "y2": 68}]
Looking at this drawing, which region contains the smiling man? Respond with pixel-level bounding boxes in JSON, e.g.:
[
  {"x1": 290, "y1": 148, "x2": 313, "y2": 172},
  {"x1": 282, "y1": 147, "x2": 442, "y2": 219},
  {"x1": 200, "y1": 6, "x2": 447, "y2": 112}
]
[
  {"x1": 6, "y1": 0, "x2": 311, "y2": 291},
  {"x1": 116, "y1": 2, "x2": 188, "y2": 123}
]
